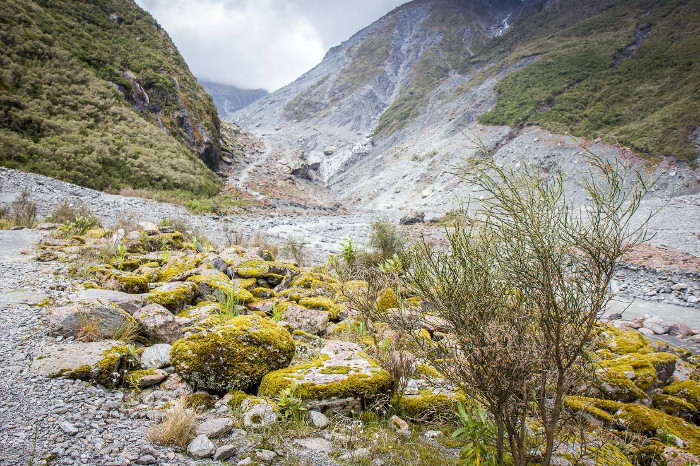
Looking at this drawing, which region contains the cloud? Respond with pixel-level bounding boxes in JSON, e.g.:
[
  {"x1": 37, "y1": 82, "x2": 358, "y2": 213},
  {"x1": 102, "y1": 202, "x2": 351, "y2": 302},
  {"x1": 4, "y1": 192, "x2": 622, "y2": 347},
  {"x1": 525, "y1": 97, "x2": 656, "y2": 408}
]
[{"x1": 136, "y1": 0, "x2": 406, "y2": 92}]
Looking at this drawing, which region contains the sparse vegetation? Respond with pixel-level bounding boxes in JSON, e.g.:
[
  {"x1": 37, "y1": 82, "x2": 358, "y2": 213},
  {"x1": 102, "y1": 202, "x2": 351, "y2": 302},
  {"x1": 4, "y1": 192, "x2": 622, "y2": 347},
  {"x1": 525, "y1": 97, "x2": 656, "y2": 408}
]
[
  {"x1": 0, "y1": 189, "x2": 38, "y2": 229},
  {"x1": 148, "y1": 397, "x2": 197, "y2": 448}
]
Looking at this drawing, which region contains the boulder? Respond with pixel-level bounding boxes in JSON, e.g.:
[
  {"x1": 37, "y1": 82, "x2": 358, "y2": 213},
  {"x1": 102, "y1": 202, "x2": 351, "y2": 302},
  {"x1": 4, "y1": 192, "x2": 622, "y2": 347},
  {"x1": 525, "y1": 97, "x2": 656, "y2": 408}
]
[
  {"x1": 399, "y1": 211, "x2": 425, "y2": 225},
  {"x1": 214, "y1": 445, "x2": 238, "y2": 462},
  {"x1": 259, "y1": 341, "x2": 392, "y2": 413},
  {"x1": 170, "y1": 314, "x2": 295, "y2": 391},
  {"x1": 133, "y1": 304, "x2": 182, "y2": 343},
  {"x1": 187, "y1": 434, "x2": 215, "y2": 459},
  {"x1": 669, "y1": 323, "x2": 694, "y2": 338},
  {"x1": 281, "y1": 303, "x2": 329, "y2": 335},
  {"x1": 137, "y1": 221, "x2": 159, "y2": 234},
  {"x1": 145, "y1": 281, "x2": 197, "y2": 312},
  {"x1": 643, "y1": 316, "x2": 673, "y2": 335},
  {"x1": 30, "y1": 341, "x2": 137, "y2": 387},
  {"x1": 308, "y1": 410, "x2": 329, "y2": 429},
  {"x1": 75, "y1": 288, "x2": 144, "y2": 315},
  {"x1": 196, "y1": 418, "x2": 234, "y2": 438},
  {"x1": 186, "y1": 272, "x2": 255, "y2": 304},
  {"x1": 240, "y1": 398, "x2": 279, "y2": 429},
  {"x1": 44, "y1": 302, "x2": 134, "y2": 339},
  {"x1": 141, "y1": 344, "x2": 172, "y2": 369},
  {"x1": 294, "y1": 437, "x2": 332, "y2": 453}
]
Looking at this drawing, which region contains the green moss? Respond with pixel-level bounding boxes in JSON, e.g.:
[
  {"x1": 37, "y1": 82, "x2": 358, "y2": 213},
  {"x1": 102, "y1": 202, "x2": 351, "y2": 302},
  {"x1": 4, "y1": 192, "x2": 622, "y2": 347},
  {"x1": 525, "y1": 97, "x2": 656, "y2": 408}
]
[
  {"x1": 94, "y1": 344, "x2": 139, "y2": 387},
  {"x1": 401, "y1": 389, "x2": 467, "y2": 419},
  {"x1": 652, "y1": 394, "x2": 697, "y2": 417},
  {"x1": 226, "y1": 390, "x2": 250, "y2": 410},
  {"x1": 597, "y1": 351, "x2": 678, "y2": 391},
  {"x1": 185, "y1": 392, "x2": 217, "y2": 410},
  {"x1": 595, "y1": 370, "x2": 648, "y2": 402},
  {"x1": 298, "y1": 296, "x2": 335, "y2": 312},
  {"x1": 146, "y1": 282, "x2": 197, "y2": 311},
  {"x1": 376, "y1": 288, "x2": 398, "y2": 313},
  {"x1": 156, "y1": 254, "x2": 204, "y2": 282},
  {"x1": 187, "y1": 273, "x2": 255, "y2": 304},
  {"x1": 415, "y1": 364, "x2": 442, "y2": 379},
  {"x1": 234, "y1": 278, "x2": 258, "y2": 290},
  {"x1": 319, "y1": 365, "x2": 352, "y2": 375},
  {"x1": 64, "y1": 364, "x2": 92, "y2": 380},
  {"x1": 564, "y1": 396, "x2": 614, "y2": 424},
  {"x1": 593, "y1": 443, "x2": 633, "y2": 466},
  {"x1": 663, "y1": 380, "x2": 700, "y2": 411},
  {"x1": 124, "y1": 369, "x2": 158, "y2": 387},
  {"x1": 598, "y1": 326, "x2": 652, "y2": 355},
  {"x1": 170, "y1": 314, "x2": 295, "y2": 391},
  {"x1": 251, "y1": 287, "x2": 276, "y2": 299}
]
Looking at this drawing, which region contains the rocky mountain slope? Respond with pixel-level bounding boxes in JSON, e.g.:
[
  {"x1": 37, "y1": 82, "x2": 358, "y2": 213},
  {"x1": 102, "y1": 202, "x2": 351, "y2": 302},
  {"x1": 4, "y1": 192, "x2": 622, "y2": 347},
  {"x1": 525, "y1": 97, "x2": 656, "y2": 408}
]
[
  {"x1": 199, "y1": 80, "x2": 268, "y2": 120},
  {"x1": 233, "y1": 0, "x2": 700, "y2": 215},
  {"x1": 0, "y1": 0, "x2": 229, "y2": 196}
]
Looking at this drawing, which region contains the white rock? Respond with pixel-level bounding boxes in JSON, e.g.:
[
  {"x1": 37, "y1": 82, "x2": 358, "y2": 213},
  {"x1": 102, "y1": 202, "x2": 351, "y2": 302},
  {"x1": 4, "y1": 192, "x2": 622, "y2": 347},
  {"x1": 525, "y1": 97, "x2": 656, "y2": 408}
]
[
  {"x1": 638, "y1": 327, "x2": 655, "y2": 336},
  {"x1": 308, "y1": 410, "x2": 329, "y2": 429},
  {"x1": 340, "y1": 447, "x2": 371, "y2": 461},
  {"x1": 196, "y1": 417, "x2": 234, "y2": 438},
  {"x1": 241, "y1": 399, "x2": 279, "y2": 428},
  {"x1": 141, "y1": 344, "x2": 172, "y2": 369},
  {"x1": 643, "y1": 315, "x2": 673, "y2": 335},
  {"x1": 294, "y1": 437, "x2": 333, "y2": 453},
  {"x1": 187, "y1": 434, "x2": 215, "y2": 459},
  {"x1": 256, "y1": 450, "x2": 276, "y2": 461}
]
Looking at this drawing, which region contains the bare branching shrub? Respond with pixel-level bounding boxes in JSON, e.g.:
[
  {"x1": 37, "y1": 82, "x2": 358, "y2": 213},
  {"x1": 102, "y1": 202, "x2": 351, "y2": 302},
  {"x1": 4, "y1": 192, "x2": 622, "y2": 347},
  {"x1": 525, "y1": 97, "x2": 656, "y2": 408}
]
[
  {"x1": 351, "y1": 149, "x2": 652, "y2": 465},
  {"x1": 161, "y1": 217, "x2": 190, "y2": 235},
  {"x1": 48, "y1": 200, "x2": 91, "y2": 224},
  {"x1": 222, "y1": 224, "x2": 245, "y2": 247},
  {"x1": 282, "y1": 235, "x2": 308, "y2": 267},
  {"x1": 149, "y1": 397, "x2": 197, "y2": 447},
  {"x1": 112, "y1": 212, "x2": 140, "y2": 233},
  {"x1": 10, "y1": 190, "x2": 38, "y2": 227}
]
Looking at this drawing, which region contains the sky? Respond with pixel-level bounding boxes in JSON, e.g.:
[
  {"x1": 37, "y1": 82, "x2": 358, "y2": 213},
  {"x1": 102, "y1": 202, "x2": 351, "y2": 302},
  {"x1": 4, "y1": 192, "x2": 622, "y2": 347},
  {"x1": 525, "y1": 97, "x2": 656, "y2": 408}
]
[{"x1": 135, "y1": 0, "x2": 407, "y2": 92}]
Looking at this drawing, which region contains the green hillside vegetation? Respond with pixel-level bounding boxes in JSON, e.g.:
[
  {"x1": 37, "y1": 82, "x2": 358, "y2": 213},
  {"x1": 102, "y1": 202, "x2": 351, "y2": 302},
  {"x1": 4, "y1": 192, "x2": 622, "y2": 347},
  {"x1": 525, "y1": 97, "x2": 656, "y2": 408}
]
[
  {"x1": 0, "y1": 0, "x2": 222, "y2": 195},
  {"x1": 476, "y1": 0, "x2": 700, "y2": 164}
]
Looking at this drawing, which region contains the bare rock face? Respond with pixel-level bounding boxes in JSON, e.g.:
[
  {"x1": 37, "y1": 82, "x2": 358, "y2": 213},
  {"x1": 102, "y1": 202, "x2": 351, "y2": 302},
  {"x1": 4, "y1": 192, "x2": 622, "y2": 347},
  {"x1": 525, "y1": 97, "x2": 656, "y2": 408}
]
[
  {"x1": 44, "y1": 302, "x2": 133, "y2": 339},
  {"x1": 75, "y1": 288, "x2": 145, "y2": 315}
]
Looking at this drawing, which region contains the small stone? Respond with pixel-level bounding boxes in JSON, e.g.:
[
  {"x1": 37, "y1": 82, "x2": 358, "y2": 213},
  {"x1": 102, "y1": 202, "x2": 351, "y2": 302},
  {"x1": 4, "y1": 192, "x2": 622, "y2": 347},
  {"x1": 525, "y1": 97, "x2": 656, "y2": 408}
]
[
  {"x1": 137, "y1": 221, "x2": 159, "y2": 234},
  {"x1": 669, "y1": 323, "x2": 694, "y2": 338},
  {"x1": 196, "y1": 417, "x2": 234, "y2": 439},
  {"x1": 688, "y1": 296, "x2": 699, "y2": 305},
  {"x1": 187, "y1": 434, "x2": 215, "y2": 459},
  {"x1": 643, "y1": 315, "x2": 673, "y2": 335},
  {"x1": 340, "y1": 447, "x2": 371, "y2": 461},
  {"x1": 237, "y1": 457, "x2": 253, "y2": 465},
  {"x1": 294, "y1": 437, "x2": 333, "y2": 453},
  {"x1": 390, "y1": 415, "x2": 411, "y2": 438},
  {"x1": 424, "y1": 430, "x2": 443, "y2": 438},
  {"x1": 58, "y1": 421, "x2": 78, "y2": 436},
  {"x1": 256, "y1": 449, "x2": 276, "y2": 461},
  {"x1": 214, "y1": 444, "x2": 238, "y2": 461},
  {"x1": 404, "y1": 379, "x2": 419, "y2": 396},
  {"x1": 140, "y1": 344, "x2": 172, "y2": 369},
  {"x1": 638, "y1": 327, "x2": 655, "y2": 336},
  {"x1": 308, "y1": 410, "x2": 329, "y2": 429}
]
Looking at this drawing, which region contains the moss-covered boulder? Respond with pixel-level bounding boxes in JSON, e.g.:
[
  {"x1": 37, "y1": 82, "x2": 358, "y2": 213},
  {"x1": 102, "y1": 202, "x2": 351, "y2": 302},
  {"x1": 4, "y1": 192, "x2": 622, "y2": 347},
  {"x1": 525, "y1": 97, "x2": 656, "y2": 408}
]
[
  {"x1": 97, "y1": 269, "x2": 150, "y2": 294},
  {"x1": 170, "y1": 314, "x2": 295, "y2": 391},
  {"x1": 259, "y1": 341, "x2": 393, "y2": 413},
  {"x1": 145, "y1": 281, "x2": 197, "y2": 312},
  {"x1": 186, "y1": 271, "x2": 255, "y2": 304},
  {"x1": 157, "y1": 253, "x2": 205, "y2": 282}
]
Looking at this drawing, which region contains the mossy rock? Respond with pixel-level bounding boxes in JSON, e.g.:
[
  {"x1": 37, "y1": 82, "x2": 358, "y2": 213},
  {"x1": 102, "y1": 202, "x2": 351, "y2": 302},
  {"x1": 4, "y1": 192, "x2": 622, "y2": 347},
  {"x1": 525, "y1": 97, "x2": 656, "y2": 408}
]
[
  {"x1": 226, "y1": 390, "x2": 250, "y2": 410},
  {"x1": 567, "y1": 396, "x2": 700, "y2": 455},
  {"x1": 170, "y1": 314, "x2": 295, "y2": 392},
  {"x1": 234, "y1": 278, "x2": 258, "y2": 290},
  {"x1": 145, "y1": 281, "x2": 197, "y2": 312},
  {"x1": 652, "y1": 394, "x2": 697, "y2": 418},
  {"x1": 597, "y1": 325, "x2": 653, "y2": 355},
  {"x1": 187, "y1": 272, "x2": 255, "y2": 304},
  {"x1": 157, "y1": 253, "x2": 204, "y2": 282},
  {"x1": 251, "y1": 287, "x2": 276, "y2": 299},
  {"x1": 663, "y1": 380, "x2": 700, "y2": 411},
  {"x1": 186, "y1": 392, "x2": 217, "y2": 410},
  {"x1": 592, "y1": 369, "x2": 648, "y2": 403},
  {"x1": 259, "y1": 341, "x2": 393, "y2": 411},
  {"x1": 376, "y1": 288, "x2": 398, "y2": 313},
  {"x1": 401, "y1": 388, "x2": 467, "y2": 420},
  {"x1": 298, "y1": 296, "x2": 337, "y2": 316},
  {"x1": 97, "y1": 269, "x2": 150, "y2": 294},
  {"x1": 144, "y1": 232, "x2": 185, "y2": 251},
  {"x1": 597, "y1": 351, "x2": 680, "y2": 391}
]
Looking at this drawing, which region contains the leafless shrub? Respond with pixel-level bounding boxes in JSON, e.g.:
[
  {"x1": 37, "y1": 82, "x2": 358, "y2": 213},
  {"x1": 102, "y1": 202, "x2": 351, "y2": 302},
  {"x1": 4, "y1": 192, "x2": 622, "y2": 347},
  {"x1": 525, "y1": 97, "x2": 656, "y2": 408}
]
[
  {"x1": 10, "y1": 190, "x2": 38, "y2": 227},
  {"x1": 112, "y1": 211, "x2": 139, "y2": 233},
  {"x1": 282, "y1": 234, "x2": 308, "y2": 267},
  {"x1": 48, "y1": 200, "x2": 92, "y2": 224}
]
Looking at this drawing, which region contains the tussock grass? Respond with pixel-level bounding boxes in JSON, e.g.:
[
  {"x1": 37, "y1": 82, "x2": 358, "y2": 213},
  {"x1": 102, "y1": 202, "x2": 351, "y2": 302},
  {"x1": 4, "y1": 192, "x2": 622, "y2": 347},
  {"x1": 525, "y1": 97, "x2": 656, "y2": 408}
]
[{"x1": 148, "y1": 397, "x2": 197, "y2": 448}]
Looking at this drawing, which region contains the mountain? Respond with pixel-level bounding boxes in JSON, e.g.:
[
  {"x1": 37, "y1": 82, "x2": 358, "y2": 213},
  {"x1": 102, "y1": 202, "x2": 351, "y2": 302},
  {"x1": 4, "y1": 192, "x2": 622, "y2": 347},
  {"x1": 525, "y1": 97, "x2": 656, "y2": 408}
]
[
  {"x1": 199, "y1": 80, "x2": 268, "y2": 119},
  {"x1": 0, "y1": 0, "x2": 227, "y2": 196},
  {"x1": 233, "y1": 0, "x2": 700, "y2": 211}
]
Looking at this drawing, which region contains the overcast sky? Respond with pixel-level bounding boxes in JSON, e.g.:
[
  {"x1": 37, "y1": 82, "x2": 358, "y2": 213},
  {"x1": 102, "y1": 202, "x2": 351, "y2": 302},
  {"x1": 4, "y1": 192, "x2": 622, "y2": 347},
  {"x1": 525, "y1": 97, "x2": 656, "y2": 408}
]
[{"x1": 135, "y1": 0, "x2": 407, "y2": 92}]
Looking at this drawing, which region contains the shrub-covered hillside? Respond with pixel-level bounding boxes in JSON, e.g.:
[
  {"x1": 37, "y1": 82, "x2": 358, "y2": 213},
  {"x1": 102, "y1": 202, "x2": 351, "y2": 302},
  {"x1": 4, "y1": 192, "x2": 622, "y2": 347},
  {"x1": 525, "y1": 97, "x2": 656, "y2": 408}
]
[
  {"x1": 0, "y1": 0, "x2": 222, "y2": 195},
  {"x1": 476, "y1": 0, "x2": 700, "y2": 164}
]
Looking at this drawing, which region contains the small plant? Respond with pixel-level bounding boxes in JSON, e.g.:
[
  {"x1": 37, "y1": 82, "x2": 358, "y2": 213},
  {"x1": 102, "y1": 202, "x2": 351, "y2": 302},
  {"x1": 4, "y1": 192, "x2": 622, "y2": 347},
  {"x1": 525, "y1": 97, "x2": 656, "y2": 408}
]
[
  {"x1": 339, "y1": 238, "x2": 358, "y2": 267},
  {"x1": 214, "y1": 289, "x2": 244, "y2": 323},
  {"x1": 271, "y1": 304, "x2": 284, "y2": 323},
  {"x1": 2, "y1": 190, "x2": 38, "y2": 228},
  {"x1": 276, "y1": 384, "x2": 307, "y2": 425},
  {"x1": 58, "y1": 215, "x2": 100, "y2": 238},
  {"x1": 77, "y1": 312, "x2": 101, "y2": 342},
  {"x1": 149, "y1": 396, "x2": 197, "y2": 447},
  {"x1": 113, "y1": 318, "x2": 141, "y2": 344},
  {"x1": 48, "y1": 200, "x2": 91, "y2": 224},
  {"x1": 379, "y1": 253, "x2": 405, "y2": 274},
  {"x1": 369, "y1": 217, "x2": 406, "y2": 262},
  {"x1": 453, "y1": 402, "x2": 499, "y2": 466}
]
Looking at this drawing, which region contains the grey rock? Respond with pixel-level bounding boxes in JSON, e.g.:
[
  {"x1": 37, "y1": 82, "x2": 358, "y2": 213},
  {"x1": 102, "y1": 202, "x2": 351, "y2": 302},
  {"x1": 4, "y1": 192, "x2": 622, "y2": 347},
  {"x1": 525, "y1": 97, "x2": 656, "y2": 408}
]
[
  {"x1": 76, "y1": 289, "x2": 144, "y2": 315},
  {"x1": 187, "y1": 434, "x2": 215, "y2": 459},
  {"x1": 214, "y1": 444, "x2": 238, "y2": 461},
  {"x1": 669, "y1": 322, "x2": 694, "y2": 337},
  {"x1": 308, "y1": 410, "x2": 329, "y2": 429},
  {"x1": 133, "y1": 304, "x2": 182, "y2": 343},
  {"x1": 256, "y1": 449, "x2": 276, "y2": 461},
  {"x1": 196, "y1": 417, "x2": 234, "y2": 439},
  {"x1": 399, "y1": 211, "x2": 425, "y2": 225},
  {"x1": 644, "y1": 315, "x2": 673, "y2": 335},
  {"x1": 340, "y1": 447, "x2": 371, "y2": 461},
  {"x1": 241, "y1": 399, "x2": 279, "y2": 429},
  {"x1": 44, "y1": 302, "x2": 132, "y2": 339},
  {"x1": 58, "y1": 421, "x2": 79, "y2": 436},
  {"x1": 140, "y1": 344, "x2": 172, "y2": 369},
  {"x1": 282, "y1": 303, "x2": 329, "y2": 335},
  {"x1": 294, "y1": 437, "x2": 333, "y2": 453}
]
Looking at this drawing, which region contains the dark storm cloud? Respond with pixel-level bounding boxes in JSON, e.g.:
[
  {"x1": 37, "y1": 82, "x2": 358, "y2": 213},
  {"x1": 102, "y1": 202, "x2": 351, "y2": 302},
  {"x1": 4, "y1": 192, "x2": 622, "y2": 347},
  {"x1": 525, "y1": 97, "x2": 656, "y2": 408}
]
[{"x1": 136, "y1": 0, "x2": 406, "y2": 91}]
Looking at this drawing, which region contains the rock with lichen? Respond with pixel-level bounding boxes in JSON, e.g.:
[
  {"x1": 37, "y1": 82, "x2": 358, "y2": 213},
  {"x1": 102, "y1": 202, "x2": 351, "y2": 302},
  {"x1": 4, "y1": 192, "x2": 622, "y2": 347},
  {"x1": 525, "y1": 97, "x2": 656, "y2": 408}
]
[
  {"x1": 170, "y1": 314, "x2": 295, "y2": 391},
  {"x1": 259, "y1": 341, "x2": 392, "y2": 413},
  {"x1": 44, "y1": 302, "x2": 134, "y2": 339}
]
